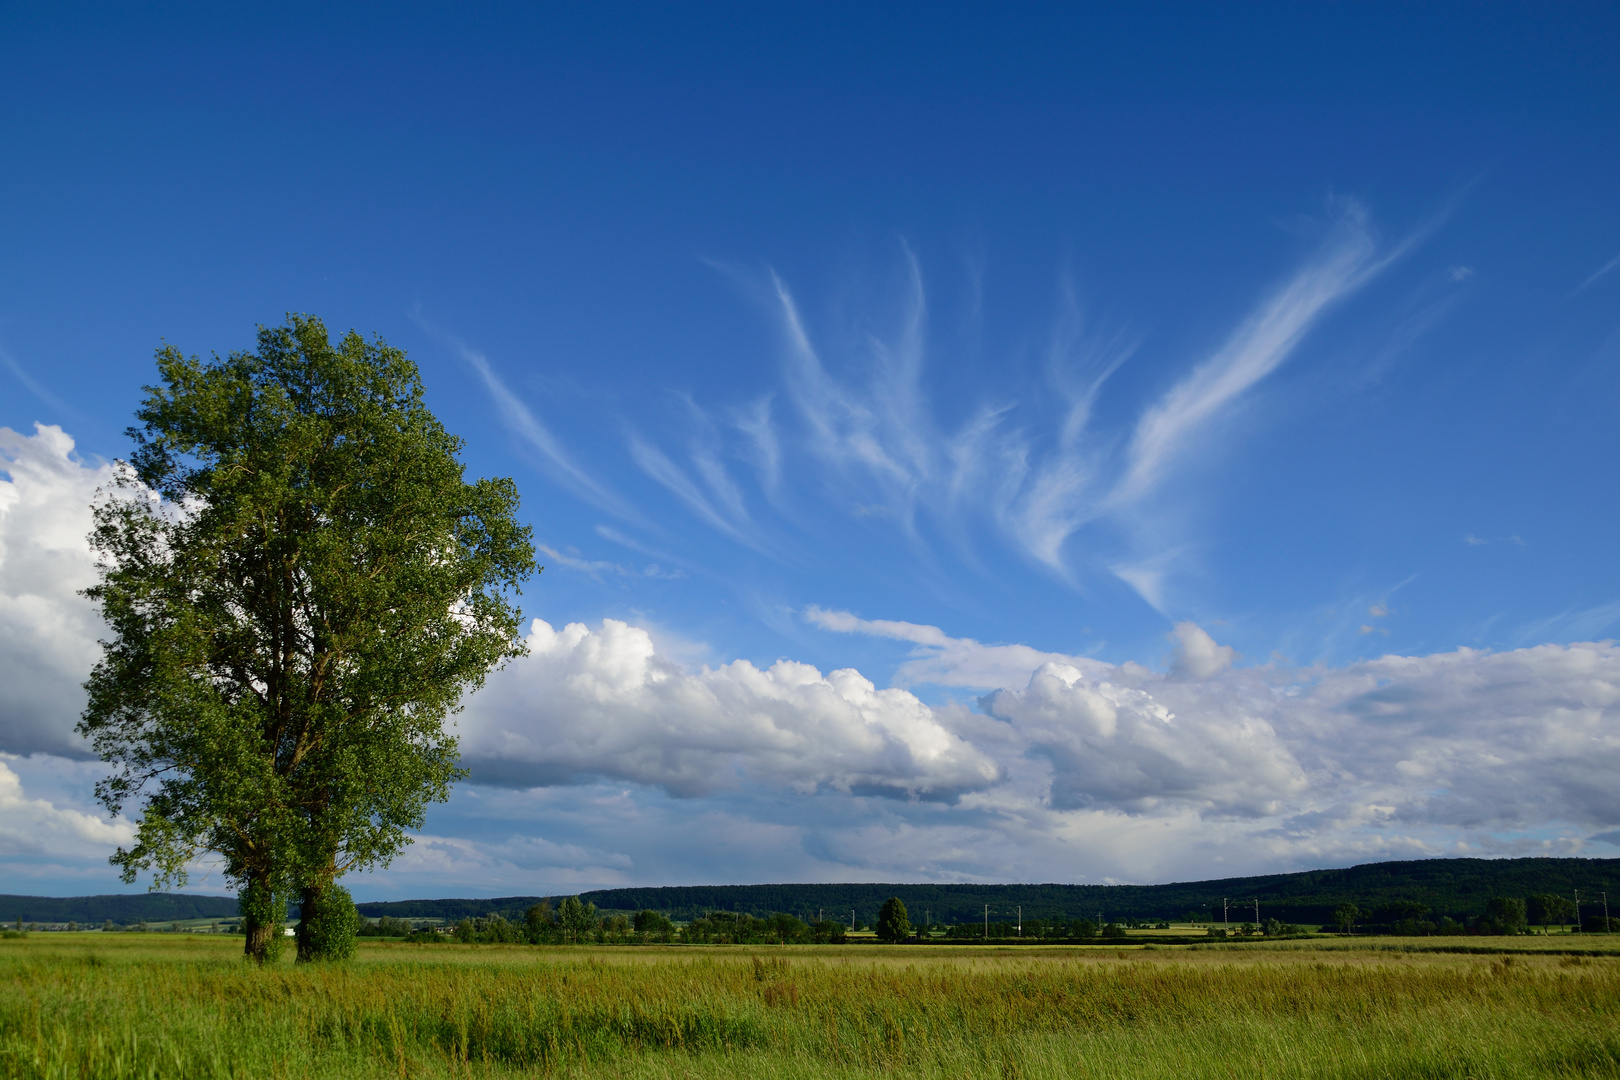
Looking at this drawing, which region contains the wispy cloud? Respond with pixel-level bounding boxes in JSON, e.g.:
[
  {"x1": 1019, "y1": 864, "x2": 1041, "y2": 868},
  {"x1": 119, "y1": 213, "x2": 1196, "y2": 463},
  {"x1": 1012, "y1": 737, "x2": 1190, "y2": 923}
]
[
  {"x1": 455, "y1": 344, "x2": 639, "y2": 519},
  {"x1": 1113, "y1": 204, "x2": 1382, "y2": 506},
  {"x1": 627, "y1": 437, "x2": 760, "y2": 548},
  {"x1": 0, "y1": 344, "x2": 87, "y2": 426},
  {"x1": 1578, "y1": 250, "x2": 1620, "y2": 292},
  {"x1": 445, "y1": 201, "x2": 1426, "y2": 616},
  {"x1": 536, "y1": 543, "x2": 686, "y2": 582},
  {"x1": 410, "y1": 313, "x2": 639, "y2": 521}
]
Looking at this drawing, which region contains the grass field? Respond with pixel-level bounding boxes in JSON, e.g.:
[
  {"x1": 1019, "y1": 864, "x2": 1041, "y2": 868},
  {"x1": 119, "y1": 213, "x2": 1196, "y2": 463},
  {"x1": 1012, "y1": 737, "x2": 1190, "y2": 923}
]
[{"x1": 5, "y1": 934, "x2": 1620, "y2": 1079}]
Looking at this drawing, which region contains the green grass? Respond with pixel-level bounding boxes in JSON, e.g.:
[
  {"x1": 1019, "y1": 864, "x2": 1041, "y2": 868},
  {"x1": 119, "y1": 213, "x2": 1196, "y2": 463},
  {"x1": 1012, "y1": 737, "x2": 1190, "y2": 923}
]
[{"x1": 4, "y1": 934, "x2": 1620, "y2": 1078}]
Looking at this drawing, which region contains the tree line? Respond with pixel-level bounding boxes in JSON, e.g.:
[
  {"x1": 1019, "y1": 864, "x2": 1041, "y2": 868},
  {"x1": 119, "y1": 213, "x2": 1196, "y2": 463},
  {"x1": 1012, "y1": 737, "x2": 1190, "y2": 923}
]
[{"x1": 1327, "y1": 894, "x2": 1617, "y2": 935}]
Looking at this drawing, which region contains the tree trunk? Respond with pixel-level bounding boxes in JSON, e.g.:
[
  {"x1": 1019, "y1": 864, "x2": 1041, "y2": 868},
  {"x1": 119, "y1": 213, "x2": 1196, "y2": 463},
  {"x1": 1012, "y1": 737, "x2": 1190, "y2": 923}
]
[
  {"x1": 296, "y1": 882, "x2": 323, "y2": 963},
  {"x1": 241, "y1": 872, "x2": 280, "y2": 965}
]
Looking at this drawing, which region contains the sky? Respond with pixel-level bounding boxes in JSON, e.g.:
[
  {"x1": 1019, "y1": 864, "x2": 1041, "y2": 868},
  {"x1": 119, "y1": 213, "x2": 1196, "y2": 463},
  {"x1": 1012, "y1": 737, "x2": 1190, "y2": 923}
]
[{"x1": 2, "y1": 2, "x2": 1619, "y2": 900}]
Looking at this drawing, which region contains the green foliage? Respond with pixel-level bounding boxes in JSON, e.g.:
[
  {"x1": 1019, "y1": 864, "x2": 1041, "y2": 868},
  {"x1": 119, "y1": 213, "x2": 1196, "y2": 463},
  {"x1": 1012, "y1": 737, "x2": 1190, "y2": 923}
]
[
  {"x1": 356, "y1": 916, "x2": 412, "y2": 938},
  {"x1": 238, "y1": 879, "x2": 286, "y2": 963},
  {"x1": 1528, "y1": 894, "x2": 1577, "y2": 929},
  {"x1": 1375, "y1": 900, "x2": 1430, "y2": 923},
  {"x1": 1483, "y1": 897, "x2": 1529, "y2": 936},
  {"x1": 78, "y1": 316, "x2": 536, "y2": 963},
  {"x1": 298, "y1": 884, "x2": 358, "y2": 961},
  {"x1": 556, "y1": 897, "x2": 598, "y2": 944},
  {"x1": 1101, "y1": 923, "x2": 1128, "y2": 939},
  {"x1": 875, "y1": 897, "x2": 911, "y2": 943},
  {"x1": 526, "y1": 902, "x2": 559, "y2": 944},
  {"x1": 567, "y1": 857, "x2": 1620, "y2": 925},
  {"x1": 1333, "y1": 902, "x2": 1361, "y2": 934},
  {"x1": 632, "y1": 910, "x2": 675, "y2": 940}
]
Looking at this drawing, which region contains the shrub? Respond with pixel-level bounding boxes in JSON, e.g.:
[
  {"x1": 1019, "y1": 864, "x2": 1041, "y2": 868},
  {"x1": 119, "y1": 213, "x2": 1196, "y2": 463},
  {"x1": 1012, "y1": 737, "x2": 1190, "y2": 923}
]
[{"x1": 299, "y1": 884, "x2": 358, "y2": 961}]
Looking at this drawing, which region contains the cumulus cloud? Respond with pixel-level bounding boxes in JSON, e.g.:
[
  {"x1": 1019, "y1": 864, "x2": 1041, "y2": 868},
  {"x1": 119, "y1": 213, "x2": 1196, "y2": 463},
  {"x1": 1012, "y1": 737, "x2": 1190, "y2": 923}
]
[
  {"x1": 1167, "y1": 621, "x2": 1236, "y2": 680},
  {"x1": 4, "y1": 425, "x2": 1616, "y2": 891},
  {"x1": 985, "y1": 661, "x2": 1304, "y2": 816},
  {"x1": 0, "y1": 756, "x2": 133, "y2": 857},
  {"x1": 811, "y1": 613, "x2": 1620, "y2": 838},
  {"x1": 0, "y1": 425, "x2": 114, "y2": 757},
  {"x1": 456, "y1": 618, "x2": 1003, "y2": 799}
]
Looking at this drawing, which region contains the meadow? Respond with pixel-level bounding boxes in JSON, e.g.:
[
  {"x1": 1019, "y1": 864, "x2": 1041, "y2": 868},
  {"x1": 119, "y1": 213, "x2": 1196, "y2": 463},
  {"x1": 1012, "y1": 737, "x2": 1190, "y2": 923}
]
[{"x1": 4, "y1": 933, "x2": 1620, "y2": 1079}]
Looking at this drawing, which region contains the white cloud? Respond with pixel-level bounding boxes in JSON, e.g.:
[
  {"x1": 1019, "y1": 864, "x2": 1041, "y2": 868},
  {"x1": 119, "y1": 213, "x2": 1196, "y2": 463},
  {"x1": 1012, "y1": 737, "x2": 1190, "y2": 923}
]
[
  {"x1": 1167, "y1": 621, "x2": 1237, "y2": 680},
  {"x1": 6, "y1": 420, "x2": 1615, "y2": 891},
  {"x1": 984, "y1": 661, "x2": 1306, "y2": 816},
  {"x1": 0, "y1": 756, "x2": 133, "y2": 857},
  {"x1": 456, "y1": 617, "x2": 1003, "y2": 799},
  {"x1": 807, "y1": 612, "x2": 1620, "y2": 837},
  {"x1": 448, "y1": 339, "x2": 640, "y2": 521},
  {"x1": 0, "y1": 425, "x2": 114, "y2": 757},
  {"x1": 1112, "y1": 204, "x2": 1382, "y2": 505},
  {"x1": 803, "y1": 606, "x2": 1104, "y2": 689}
]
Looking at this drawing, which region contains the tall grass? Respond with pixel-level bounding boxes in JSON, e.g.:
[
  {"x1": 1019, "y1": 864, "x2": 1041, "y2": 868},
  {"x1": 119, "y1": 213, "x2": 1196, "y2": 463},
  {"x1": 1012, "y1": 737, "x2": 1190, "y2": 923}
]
[{"x1": 3, "y1": 936, "x2": 1618, "y2": 1078}]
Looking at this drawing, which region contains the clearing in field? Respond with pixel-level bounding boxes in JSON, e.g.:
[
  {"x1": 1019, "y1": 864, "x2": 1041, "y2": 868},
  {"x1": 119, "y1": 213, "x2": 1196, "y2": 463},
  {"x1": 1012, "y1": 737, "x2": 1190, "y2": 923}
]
[{"x1": 4, "y1": 933, "x2": 1620, "y2": 1079}]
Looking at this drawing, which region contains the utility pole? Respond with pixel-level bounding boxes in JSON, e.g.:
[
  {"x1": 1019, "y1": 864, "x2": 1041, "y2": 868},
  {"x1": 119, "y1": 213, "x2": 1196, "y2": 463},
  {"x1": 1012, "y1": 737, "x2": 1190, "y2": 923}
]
[
  {"x1": 1575, "y1": 891, "x2": 1582, "y2": 934},
  {"x1": 1018, "y1": 906, "x2": 1022, "y2": 938},
  {"x1": 1223, "y1": 898, "x2": 1228, "y2": 935},
  {"x1": 1254, "y1": 899, "x2": 1260, "y2": 928},
  {"x1": 851, "y1": 909, "x2": 855, "y2": 932},
  {"x1": 1605, "y1": 892, "x2": 1611, "y2": 934},
  {"x1": 984, "y1": 904, "x2": 989, "y2": 940}
]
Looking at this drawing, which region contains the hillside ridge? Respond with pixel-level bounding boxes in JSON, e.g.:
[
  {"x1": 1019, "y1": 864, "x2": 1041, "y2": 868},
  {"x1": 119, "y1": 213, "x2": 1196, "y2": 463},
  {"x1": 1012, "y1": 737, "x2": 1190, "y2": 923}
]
[{"x1": 6, "y1": 857, "x2": 1615, "y2": 926}]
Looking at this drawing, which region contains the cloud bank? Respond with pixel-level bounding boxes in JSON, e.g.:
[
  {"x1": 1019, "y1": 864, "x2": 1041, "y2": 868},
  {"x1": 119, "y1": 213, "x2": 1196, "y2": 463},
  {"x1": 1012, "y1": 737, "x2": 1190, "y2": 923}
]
[
  {"x1": 2, "y1": 421, "x2": 1616, "y2": 892},
  {"x1": 0, "y1": 425, "x2": 111, "y2": 758}
]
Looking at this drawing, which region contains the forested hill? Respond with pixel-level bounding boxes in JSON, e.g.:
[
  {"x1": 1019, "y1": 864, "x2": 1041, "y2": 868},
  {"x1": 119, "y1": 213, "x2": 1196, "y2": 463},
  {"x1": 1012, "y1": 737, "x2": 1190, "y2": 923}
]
[
  {"x1": 0, "y1": 893, "x2": 239, "y2": 924},
  {"x1": 352, "y1": 857, "x2": 1620, "y2": 926},
  {"x1": 565, "y1": 858, "x2": 1620, "y2": 925},
  {"x1": 7, "y1": 858, "x2": 1616, "y2": 926}
]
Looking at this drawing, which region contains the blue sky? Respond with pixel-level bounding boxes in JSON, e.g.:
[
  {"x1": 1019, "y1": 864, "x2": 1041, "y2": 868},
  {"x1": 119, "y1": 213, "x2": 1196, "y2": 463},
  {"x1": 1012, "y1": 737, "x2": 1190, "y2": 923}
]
[{"x1": 2, "y1": 3, "x2": 1618, "y2": 899}]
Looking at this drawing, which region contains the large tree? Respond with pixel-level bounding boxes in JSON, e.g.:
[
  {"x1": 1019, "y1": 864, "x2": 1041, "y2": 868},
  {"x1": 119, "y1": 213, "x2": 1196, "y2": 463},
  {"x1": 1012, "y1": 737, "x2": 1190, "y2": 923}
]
[
  {"x1": 80, "y1": 316, "x2": 536, "y2": 962},
  {"x1": 876, "y1": 897, "x2": 912, "y2": 943}
]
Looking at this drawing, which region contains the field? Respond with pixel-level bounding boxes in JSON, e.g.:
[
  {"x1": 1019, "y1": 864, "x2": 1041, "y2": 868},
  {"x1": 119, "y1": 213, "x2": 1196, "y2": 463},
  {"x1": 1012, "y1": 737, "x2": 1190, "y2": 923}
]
[{"x1": 5, "y1": 934, "x2": 1620, "y2": 1079}]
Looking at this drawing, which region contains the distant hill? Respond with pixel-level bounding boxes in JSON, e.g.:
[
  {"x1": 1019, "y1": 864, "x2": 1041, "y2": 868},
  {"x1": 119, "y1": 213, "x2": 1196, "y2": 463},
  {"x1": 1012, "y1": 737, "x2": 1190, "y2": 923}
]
[
  {"x1": 10, "y1": 858, "x2": 1615, "y2": 928},
  {"x1": 0, "y1": 893, "x2": 239, "y2": 924},
  {"x1": 349, "y1": 857, "x2": 1620, "y2": 926}
]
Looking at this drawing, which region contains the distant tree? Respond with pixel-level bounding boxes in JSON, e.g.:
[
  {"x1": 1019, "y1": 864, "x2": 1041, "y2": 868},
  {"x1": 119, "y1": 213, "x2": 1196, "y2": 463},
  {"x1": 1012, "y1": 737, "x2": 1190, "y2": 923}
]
[
  {"x1": 525, "y1": 902, "x2": 555, "y2": 944},
  {"x1": 1069, "y1": 919, "x2": 1098, "y2": 940},
  {"x1": 810, "y1": 919, "x2": 848, "y2": 944},
  {"x1": 1527, "y1": 894, "x2": 1576, "y2": 933},
  {"x1": 1101, "y1": 923, "x2": 1128, "y2": 940},
  {"x1": 1374, "y1": 900, "x2": 1430, "y2": 924},
  {"x1": 557, "y1": 896, "x2": 598, "y2": 944},
  {"x1": 1482, "y1": 897, "x2": 1528, "y2": 936},
  {"x1": 876, "y1": 897, "x2": 912, "y2": 943},
  {"x1": 79, "y1": 317, "x2": 536, "y2": 964},
  {"x1": 1333, "y1": 902, "x2": 1361, "y2": 935},
  {"x1": 766, "y1": 912, "x2": 809, "y2": 944},
  {"x1": 632, "y1": 910, "x2": 674, "y2": 941}
]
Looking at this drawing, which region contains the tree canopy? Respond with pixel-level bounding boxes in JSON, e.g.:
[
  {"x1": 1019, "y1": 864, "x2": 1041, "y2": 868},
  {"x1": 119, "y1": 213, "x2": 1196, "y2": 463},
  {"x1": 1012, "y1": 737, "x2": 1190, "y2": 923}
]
[
  {"x1": 876, "y1": 897, "x2": 912, "y2": 943},
  {"x1": 80, "y1": 316, "x2": 536, "y2": 962}
]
